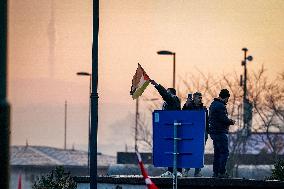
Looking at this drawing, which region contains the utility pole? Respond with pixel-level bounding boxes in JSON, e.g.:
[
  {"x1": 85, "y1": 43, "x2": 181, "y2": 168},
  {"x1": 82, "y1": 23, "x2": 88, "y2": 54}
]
[
  {"x1": 64, "y1": 100, "x2": 67, "y2": 150},
  {"x1": 0, "y1": 1, "x2": 10, "y2": 189},
  {"x1": 240, "y1": 48, "x2": 253, "y2": 135}
]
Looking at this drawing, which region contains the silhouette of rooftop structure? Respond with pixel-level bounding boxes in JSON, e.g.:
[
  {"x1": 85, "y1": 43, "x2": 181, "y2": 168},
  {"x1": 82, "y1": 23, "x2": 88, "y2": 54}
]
[{"x1": 11, "y1": 145, "x2": 116, "y2": 167}]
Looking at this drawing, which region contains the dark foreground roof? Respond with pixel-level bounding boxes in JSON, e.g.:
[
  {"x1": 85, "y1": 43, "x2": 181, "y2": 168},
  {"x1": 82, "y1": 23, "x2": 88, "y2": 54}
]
[
  {"x1": 117, "y1": 152, "x2": 284, "y2": 165},
  {"x1": 75, "y1": 176, "x2": 284, "y2": 189}
]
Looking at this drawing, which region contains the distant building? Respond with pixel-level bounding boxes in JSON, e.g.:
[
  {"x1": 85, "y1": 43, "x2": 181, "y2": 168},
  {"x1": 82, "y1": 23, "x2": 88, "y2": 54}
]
[{"x1": 10, "y1": 145, "x2": 116, "y2": 189}]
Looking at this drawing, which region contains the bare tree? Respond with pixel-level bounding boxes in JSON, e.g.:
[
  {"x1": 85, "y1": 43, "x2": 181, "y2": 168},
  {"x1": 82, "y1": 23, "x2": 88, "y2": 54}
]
[
  {"x1": 248, "y1": 67, "x2": 284, "y2": 158},
  {"x1": 179, "y1": 70, "x2": 248, "y2": 176},
  {"x1": 135, "y1": 66, "x2": 284, "y2": 177},
  {"x1": 179, "y1": 66, "x2": 284, "y2": 176},
  {"x1": 133, "y1": 95, "x2": 162, "y2": 152},
  {"x1": 136, "y1": 112, "x2": 153, "y2": 151}
]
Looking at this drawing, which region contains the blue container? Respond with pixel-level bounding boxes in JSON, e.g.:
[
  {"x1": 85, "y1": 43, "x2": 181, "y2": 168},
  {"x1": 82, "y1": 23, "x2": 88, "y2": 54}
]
[{"x1": 153, "y1": 110, "x2": 206, "y2": 168}]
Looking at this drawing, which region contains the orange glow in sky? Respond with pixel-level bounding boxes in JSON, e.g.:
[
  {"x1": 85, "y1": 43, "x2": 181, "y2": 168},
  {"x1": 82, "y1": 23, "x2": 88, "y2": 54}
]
[{"x1": 8, "y1": 0, "x2": 284, "y2": 155}]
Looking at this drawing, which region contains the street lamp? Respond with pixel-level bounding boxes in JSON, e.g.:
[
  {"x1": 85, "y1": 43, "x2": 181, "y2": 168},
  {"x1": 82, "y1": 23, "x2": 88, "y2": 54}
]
[
  {"x1": 157, "y1": 50, "x2": 176, "y2": 89},
  {"x1": 77, "y1": 71, "x2": 92, "y2": 168}
]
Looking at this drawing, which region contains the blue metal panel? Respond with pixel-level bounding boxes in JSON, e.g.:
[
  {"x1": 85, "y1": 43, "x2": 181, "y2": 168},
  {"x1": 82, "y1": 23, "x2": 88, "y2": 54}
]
[{"x1": 153, "y1": 110, "x2": 205, "y2": 168}]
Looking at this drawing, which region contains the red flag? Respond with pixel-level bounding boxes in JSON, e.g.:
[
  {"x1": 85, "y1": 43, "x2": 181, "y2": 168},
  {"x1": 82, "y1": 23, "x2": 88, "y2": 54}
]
[
  {"x1": 136, "y1": 151, "x2": 159, "y2": 189},
  {"x1": 18, "y1": 174, "x2": 22, "y2": 189}
]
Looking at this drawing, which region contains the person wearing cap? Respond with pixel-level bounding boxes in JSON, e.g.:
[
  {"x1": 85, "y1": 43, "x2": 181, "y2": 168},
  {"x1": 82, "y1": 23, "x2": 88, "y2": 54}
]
[
  {"x1": 182, "y1": 92, "x2": 209, "y2": 177},
  {"x1": 208, "y1": 89, "x2": 236, "y2": 178},
  {"x1": 149, "y1": 79, "x2": 182, "y2": 177}
]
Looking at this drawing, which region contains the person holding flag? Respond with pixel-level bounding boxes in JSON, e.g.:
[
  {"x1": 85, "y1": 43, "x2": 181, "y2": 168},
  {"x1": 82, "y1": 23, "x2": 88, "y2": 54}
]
[
  {"x1": 130, "y1": 64, "x2": 181, "y2": 177},
  {"x1": 149, "y1": 80, "x2": 181, "y2": 111},
  {"x1": 149, "y1": 79, "x2": 182, "y2": 177}
]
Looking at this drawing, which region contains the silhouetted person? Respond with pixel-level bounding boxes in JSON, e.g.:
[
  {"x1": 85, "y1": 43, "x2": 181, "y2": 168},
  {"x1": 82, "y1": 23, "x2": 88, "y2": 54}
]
[
  {"x1": 208, "y1": 89, "x2": 235, "y2": 178},
  {"x1": 150, "y1": 79, "x2": 182, "y2": 177},
  {"x1": 182, "y1": 92, "x2": 208, "y2": 177}
]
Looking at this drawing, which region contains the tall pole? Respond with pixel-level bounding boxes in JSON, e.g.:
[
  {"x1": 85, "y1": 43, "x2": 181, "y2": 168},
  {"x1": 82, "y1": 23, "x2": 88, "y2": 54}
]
[
  {"x1": 91, "y1": 0, "x2": 99, "y2": 188},
  {"x1": 0, "y1": 1, "x2": 10, "y2": 189},
  {"x1": 135, "y1": 98, "x2": 139, "y2": 151},
  {"x1": 242, "y1": 48, "x2": 248, "y2": 102},
  {"x1": 241, "y1": 48, "x2": 253, "y2": 135},
  {"x1": 173, "y1": 53, "x2": 176, "y2": 89},
  {"x1": 88, "y1": 75, "x2": 92, "y2": 169},
  {"x1": 242, "y1": 48, "x2": 248, "y2": 133},
  {"x1": 64, "y1": 101, "x2": 67, "y2": 150}
]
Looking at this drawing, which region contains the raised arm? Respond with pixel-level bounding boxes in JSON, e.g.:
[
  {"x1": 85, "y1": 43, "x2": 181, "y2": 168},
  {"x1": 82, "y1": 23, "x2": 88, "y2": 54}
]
[{"x1": 150, "y1": 80, "x2": 175, "y2": 103}]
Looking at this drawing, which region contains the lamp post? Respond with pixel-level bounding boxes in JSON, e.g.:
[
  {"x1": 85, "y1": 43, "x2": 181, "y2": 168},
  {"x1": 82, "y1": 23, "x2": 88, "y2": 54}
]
[
  {"x1": 240, "y1": 48, "x2": 253, "y2": 135},
  {"x1": 91, "y1": 0, "x2": 99, "y2": 188},
  {"x1": 77, "y1": 71, "x2": 92, "y2": 168},
  {"x1": 0, "y1": 1, "x2": 10, "y2": 189},
  {"x1": 157, "y1": 50, "x2": 176, "y2": 89}
]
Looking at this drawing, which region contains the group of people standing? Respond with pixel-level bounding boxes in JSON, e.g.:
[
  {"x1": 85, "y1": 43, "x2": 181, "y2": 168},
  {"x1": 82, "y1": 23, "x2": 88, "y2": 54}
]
[{"x1": 150, "y1": 79, "x2": 235, "y2": 178}]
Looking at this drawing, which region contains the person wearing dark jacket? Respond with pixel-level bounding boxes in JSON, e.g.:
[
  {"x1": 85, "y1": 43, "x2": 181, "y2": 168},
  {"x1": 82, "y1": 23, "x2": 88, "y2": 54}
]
[
  {"x1": 150, "y1": 80, "x2": 181, "y2": 111},
  {"x1": 150, "y1": 79, "x2": 182, "y2": 177},
  {"x1": 182, "y1": 92, "x2": 208, "y2": 177},
  {"x1": 208, "y1": 89, "x2": 235, "y2": 178}
]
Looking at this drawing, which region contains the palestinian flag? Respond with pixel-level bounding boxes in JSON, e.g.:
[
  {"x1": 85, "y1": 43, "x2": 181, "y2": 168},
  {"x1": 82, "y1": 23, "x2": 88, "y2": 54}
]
[{"x1": 130, "y1": 63, "x2": 150, "y2": 99}]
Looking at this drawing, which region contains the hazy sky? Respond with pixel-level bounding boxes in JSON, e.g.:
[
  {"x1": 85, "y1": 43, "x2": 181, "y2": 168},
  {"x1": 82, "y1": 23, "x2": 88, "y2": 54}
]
[{"x1": 8, "y1": 0, "x2": 284, "y2": 155}]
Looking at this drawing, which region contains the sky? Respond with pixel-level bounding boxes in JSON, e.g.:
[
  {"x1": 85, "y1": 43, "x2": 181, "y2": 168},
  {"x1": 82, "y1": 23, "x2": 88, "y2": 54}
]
[{"x1": 8, "y1": 0, "x2": 284, "y2": 155}]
